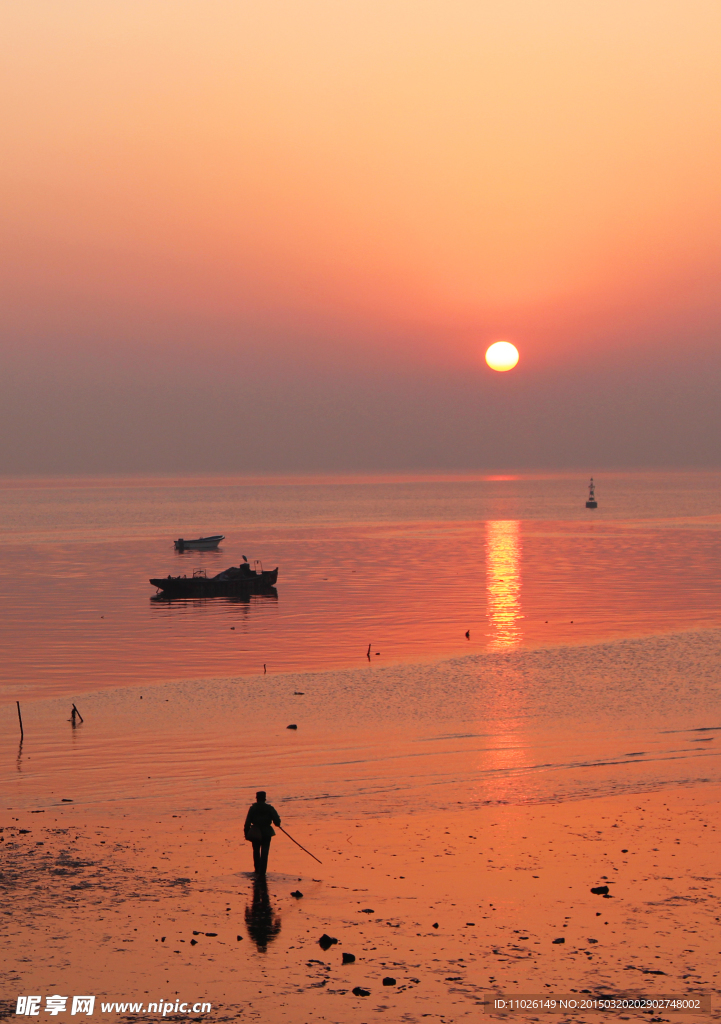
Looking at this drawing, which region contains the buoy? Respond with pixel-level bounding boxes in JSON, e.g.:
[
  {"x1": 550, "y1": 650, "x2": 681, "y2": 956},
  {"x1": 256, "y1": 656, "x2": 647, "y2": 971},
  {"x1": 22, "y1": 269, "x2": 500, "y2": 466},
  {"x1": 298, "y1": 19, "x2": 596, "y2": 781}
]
[{"x1": 585, "y1": 477, "x2": 598, "y2": 509}]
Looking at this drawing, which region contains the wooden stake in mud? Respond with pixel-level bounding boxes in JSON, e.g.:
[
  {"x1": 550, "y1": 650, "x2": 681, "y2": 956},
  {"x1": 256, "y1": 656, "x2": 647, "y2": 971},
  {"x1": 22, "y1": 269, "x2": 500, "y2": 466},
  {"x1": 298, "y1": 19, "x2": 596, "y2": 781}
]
[
  {"x1": 367, "y1": 644, "x2": 371, "y2": 660},
  {"x1": 16, "y1": 701, "x2": 24, "y2": 740},
  {"x1": 72, "y1": 704, "x2": 84, "y2": 723},
  {"x1": 278, "y1": 825, "x2": 323, "y2": 864}
]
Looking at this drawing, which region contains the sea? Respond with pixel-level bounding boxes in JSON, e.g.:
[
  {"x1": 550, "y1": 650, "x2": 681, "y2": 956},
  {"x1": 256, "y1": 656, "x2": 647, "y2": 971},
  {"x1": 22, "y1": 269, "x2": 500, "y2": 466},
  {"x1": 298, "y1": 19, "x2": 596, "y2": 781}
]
[{"x1": 2, "y1": 471, "x2": 721, "y2": 823}]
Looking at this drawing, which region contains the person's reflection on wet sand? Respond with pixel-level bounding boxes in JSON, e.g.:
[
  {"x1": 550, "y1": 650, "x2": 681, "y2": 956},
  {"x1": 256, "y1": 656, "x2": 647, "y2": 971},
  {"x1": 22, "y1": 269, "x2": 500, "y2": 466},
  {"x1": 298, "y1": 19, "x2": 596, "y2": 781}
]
[{"x1": 245, "y1": 875, "x2": 281, "y2": 952}]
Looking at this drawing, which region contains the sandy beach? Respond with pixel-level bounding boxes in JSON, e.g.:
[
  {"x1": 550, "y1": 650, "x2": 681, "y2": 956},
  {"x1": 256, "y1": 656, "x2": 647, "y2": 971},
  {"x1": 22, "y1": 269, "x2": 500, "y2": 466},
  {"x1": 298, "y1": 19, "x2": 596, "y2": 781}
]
[{"x1": 3, "y1": 784, "x2": 720, "y2": 1022}]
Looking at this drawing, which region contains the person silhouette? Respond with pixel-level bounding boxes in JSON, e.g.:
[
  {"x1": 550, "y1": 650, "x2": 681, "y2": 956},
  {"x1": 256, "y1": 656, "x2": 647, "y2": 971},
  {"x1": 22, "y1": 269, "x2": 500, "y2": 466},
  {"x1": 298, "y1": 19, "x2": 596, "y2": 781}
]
[
  {"x1": 244, "y1": 790, "x2": 281, "y2": 875},
  {"x1": 244, "y1": 874, "x2": 281, "y2": 951}
]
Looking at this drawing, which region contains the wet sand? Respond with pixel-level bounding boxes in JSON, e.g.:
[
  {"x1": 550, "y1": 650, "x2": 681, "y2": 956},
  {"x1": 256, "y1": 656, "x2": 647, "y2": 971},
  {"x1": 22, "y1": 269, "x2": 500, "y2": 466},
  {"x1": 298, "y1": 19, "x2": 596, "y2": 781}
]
[{"x1": 2, "y1": 785, "x2": 720, "y2": 1022}]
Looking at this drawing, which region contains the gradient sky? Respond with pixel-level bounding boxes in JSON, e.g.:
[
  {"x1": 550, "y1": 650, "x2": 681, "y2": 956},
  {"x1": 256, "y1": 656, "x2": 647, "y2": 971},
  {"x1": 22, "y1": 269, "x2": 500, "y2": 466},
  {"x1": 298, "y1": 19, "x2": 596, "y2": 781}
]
[{"x1": 2, "y1": 1, "x2": 721, "y2": 474}]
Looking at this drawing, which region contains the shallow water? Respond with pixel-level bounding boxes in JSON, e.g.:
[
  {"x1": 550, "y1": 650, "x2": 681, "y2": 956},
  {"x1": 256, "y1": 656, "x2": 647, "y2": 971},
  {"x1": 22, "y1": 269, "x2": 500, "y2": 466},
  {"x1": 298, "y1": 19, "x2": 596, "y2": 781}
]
[
  {"x1": 2, "y1": 628, "x2": 721, "y2": 821},
  {"x1": 2, "y1": 472, "x2": 721, "y2": 820}
]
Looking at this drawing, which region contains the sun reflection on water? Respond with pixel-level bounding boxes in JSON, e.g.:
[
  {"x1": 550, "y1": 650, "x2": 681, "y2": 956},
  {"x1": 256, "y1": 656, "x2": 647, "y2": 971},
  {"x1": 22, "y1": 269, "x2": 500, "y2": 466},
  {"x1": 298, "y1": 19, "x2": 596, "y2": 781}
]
[{"x1": 486, "y1": 520, "x2": 523, "y2": 648}]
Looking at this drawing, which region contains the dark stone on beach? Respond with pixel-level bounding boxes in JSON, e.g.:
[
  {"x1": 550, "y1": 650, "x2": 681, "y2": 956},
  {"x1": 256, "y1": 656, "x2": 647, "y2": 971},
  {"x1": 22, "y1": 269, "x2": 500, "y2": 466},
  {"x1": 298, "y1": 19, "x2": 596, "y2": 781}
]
[
  {"x1": 291, "y1": 890, "x2": 303, "y2": 898},
  {"x1": 193, "y1": 930, "x2": 201, "y2": 935},
  {"x1": 552, "y1": 937, "x2": 565, "y2": 944},
  {"x1": 621, "y1": 849, "x2": 628, "y2": 853},
  {"x1": 432, "y1": 922, "x2": 439, "y2": 928},
  {"x1": 588, "y1": 938, "x2": 598, "y2": 944},
  {"x1": 319, "y1": 934, "x2": 338, "y2": 950},
  {"x1": 287, "y1": 724, "x2": 298, "y2": 730},
  {"x1": 190, "y1": 939, "x2": 197, "y2": 945},
  {"x1": 382, "y1": 977, "x2": 396, "y2": 986},
  {"x1": 237, "y1": 935, "x2": 243, "y2": 941},
  {"x1": 352, "y1": 987, "x2": 370, "y2": 997},
  {"x1": 342, "y1": 952, "x2": 356, "y2": 963},
  {"x1": 19, "y1": 829, "x2": 30, "y2": 834},
  {"x1": 602, "y1": 893, "x2": 613, "y2": 898},
  {"x1": 465, "y1": 922, "x2": 475, "y2": 926},
  {"x1": 205, "y1": 932, "x2": 217, "y2": 936},
  {"x1": 360, "y1": 908, "x2": 374, "y2": 913},
  {"x1": 61, "y1": 799, "x2": 73, "y2": 803},
  {"x1": 591, "y1": 885, "x2": 609, "y2": 895},
  {"x1": 161, "y1": 937, "x2": 166, "y2": 942}
]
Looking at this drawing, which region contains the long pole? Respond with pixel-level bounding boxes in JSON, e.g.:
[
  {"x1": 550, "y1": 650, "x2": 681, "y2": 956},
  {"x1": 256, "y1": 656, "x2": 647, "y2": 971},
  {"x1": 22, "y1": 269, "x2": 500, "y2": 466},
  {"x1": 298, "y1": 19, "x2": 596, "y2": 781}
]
[
  {"x1": 278, "y1": 825, "x2": 322, "y2": 864},
  {"x1": 16, "y1": 701, "x2": 24, "y2": 741}
]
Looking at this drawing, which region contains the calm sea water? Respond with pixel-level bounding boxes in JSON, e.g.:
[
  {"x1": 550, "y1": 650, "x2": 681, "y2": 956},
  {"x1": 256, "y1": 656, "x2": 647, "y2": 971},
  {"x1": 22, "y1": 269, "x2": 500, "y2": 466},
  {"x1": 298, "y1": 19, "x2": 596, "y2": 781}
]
[{"x1": 2, "y1": 472, "x2": 721, "y2": 819}]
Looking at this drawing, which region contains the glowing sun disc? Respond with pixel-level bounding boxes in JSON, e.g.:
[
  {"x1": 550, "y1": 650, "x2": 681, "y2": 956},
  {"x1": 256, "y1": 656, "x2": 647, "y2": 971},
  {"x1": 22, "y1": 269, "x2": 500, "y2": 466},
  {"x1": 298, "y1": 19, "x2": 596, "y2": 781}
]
[{"x1": 485, "y1": 341, "x2": 519, "y2": 372}]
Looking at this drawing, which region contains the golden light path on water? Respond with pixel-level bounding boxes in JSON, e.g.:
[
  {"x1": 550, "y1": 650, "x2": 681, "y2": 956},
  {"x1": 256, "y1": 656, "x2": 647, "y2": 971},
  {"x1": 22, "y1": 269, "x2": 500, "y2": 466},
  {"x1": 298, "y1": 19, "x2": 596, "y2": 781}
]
[
  {"x1": 479, "y1": 520, "x2": 530, "y2": 801},
  {"x1": 486, "y1": 519, "x2": 523, "y2": 648}
]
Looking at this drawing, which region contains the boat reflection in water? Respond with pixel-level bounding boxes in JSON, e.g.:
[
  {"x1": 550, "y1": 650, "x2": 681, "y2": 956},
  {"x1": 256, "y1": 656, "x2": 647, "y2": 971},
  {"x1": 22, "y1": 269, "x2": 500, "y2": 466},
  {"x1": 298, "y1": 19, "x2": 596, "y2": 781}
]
[
  {"x1": 150, "y1": 587, "x2": 278, "y2": 605},
  {"x1": 245, "y1": 876, "x2": 281, "y2": 952},
  {"x1": 486, "y1": 520, "x2": 523, "y2": 648}
]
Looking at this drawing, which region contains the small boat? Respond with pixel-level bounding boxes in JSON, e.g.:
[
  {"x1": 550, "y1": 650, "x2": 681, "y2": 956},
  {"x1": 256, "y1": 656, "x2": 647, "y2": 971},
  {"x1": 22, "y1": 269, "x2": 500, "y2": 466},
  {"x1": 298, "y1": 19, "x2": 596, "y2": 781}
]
[
  {"x1": 174, "y1": 534, "x2": 224, "y2": 551},
  {"x1": 151, "y1": 562, "x2": 278, "y2": 598},
  {"x1": 585, "y1": 477, "x2": 598, "y2": 509}
]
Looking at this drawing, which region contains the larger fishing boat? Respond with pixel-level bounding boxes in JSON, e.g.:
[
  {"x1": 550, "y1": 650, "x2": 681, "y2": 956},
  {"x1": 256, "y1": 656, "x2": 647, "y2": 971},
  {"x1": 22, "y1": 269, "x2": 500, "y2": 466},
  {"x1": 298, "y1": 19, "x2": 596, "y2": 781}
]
[{"x1": 151, "y1": 561, "x2": 278, "y2": 597}]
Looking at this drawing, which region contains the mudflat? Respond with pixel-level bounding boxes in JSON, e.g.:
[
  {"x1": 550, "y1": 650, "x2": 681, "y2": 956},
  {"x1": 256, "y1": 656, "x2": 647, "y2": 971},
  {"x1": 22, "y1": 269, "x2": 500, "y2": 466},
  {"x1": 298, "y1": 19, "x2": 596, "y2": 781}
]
[{"x1": 3, "y1": 785, "x2": 719, "y2": 1022}]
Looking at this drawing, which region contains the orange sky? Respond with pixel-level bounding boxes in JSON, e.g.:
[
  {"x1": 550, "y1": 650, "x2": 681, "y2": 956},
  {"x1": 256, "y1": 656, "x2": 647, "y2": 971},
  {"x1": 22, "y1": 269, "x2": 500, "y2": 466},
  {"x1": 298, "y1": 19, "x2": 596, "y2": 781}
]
[{"x1": 2, "y1": 1, "x2": 721, "y2": 472}]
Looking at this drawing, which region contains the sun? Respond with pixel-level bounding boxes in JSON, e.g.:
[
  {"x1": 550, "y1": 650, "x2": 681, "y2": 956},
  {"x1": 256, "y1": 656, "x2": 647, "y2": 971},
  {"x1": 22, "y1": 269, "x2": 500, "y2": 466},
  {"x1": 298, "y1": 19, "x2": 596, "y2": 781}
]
[{"x1": 485, "y1": 341, "x2": 519, "y2": 372}]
